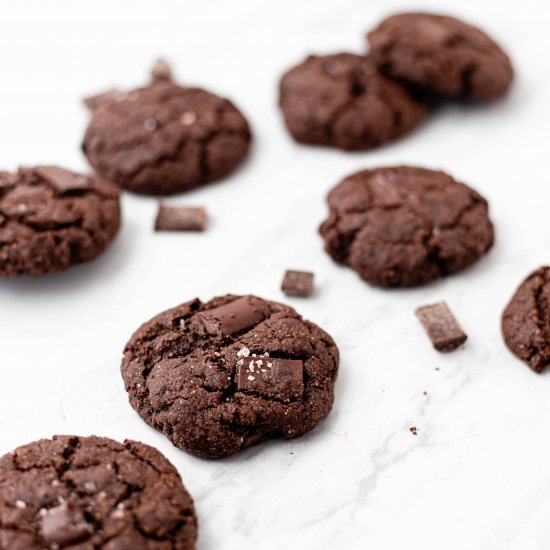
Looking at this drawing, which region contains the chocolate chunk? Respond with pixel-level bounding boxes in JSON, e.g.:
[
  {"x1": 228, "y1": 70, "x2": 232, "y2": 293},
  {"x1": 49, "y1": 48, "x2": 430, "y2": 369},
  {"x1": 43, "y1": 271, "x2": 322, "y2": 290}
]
[
  {"x1": 416, "y1": 301, "x2": 467, "y2": 352},
  {"x1": 40, "y1": 501, "x2": 92, "y2": 546},
  {"x1": 281, "y1": 270, "x2": 314, "y2": 297},
  {"x1": 34, "y1": 166, "x2": 92, "y2": 193},
  {"x1": 154, "y1": 204, "x2": 207, "y2": 232},
  {"x1": 191, "y1": 296, "x2": 269, "y2": 336},
  {"x1": 237, "y1": 356, "x2": 304, "y2": 401},
  {"x1": 150, "y1": 58, "x2": 173, "y2": 81}
]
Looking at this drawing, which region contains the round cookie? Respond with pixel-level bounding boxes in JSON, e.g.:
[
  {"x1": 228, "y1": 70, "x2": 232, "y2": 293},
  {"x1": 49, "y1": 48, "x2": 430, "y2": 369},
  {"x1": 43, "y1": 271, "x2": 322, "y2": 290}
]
[
  {"x1": 0, "y1": 435, "x2": 197, "y2": 549},
  {"x1": 0, "y1": 166, "x2": 120, "y2": 277},
  {"x1": 367, "y1": 12, "x2": 514, "y2": 100},
  {"x1": 82, "y1": 63, "x2": 251, "y2": 195},
  {"x1": 121, "y1": 294, "x2": 339, "y2": 459},
  {"x1": 279, "y1": 53, "x2": 427, "y2": 150},
  {"x1": 502, "y1": 267, "x2": 550, "y2": 373},
  {"x1": 319, "y1": 166, "x2": 494, "y2": 287}
]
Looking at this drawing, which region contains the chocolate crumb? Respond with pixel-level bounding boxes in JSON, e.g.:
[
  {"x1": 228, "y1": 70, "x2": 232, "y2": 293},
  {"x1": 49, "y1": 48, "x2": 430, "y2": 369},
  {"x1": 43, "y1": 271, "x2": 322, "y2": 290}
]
[{"x1": 409, "y1": 426, "x2": 418, "y2": 436}]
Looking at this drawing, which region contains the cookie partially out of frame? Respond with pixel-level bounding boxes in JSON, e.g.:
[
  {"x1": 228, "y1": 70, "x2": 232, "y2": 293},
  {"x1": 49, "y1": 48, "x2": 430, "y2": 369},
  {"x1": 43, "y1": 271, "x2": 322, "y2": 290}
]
[
  {"x1": 279, "y1": 53, "x2": 427, "y2": 150},
  {"x1": 319, "y1": 166, "x2": 494, "y2": 287},
  {"x1": 0, "y1": 435, "x2": 197, "y2": 549},
  {"x1": 502, "y1": 267, "x2": 550, "y2": 373},
  {"x1": 0, "y1": 166, "x2": 120, "y2": 277},
  {"x1": 367, "y1": 12, "x2": 514, "y2": 100},
  {"x1": 82, "y1": 62, "x2": 252, "y2": 195},
  {"x1": 121, "y1": 294, "x2": 339, "y2": 459}
]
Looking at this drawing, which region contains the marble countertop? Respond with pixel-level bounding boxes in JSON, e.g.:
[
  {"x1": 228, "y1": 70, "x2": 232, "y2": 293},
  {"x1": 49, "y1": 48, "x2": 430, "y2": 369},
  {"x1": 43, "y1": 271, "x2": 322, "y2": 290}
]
[{"x1": 1, "y1": 0, "x2": 549, "y2": 548}]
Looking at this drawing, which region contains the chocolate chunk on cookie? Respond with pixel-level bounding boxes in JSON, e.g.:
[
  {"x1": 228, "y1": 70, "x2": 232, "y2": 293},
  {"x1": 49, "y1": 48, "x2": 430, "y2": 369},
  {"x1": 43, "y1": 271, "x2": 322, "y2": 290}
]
[
  {"x1": 279, "y1": 53, "x2": 427, "y2": 150},
  {"x1": 0, "y1": 435, "x2": 197, "y2": 549},
  {"x1": 121, "y1": 294, "x2": 339, "y2": 459},
  {"x1": 0, "y1": 166, "x2": 120, "y2": 277},
  {"x1": 82, "y1": 61, "x2": 252, "y2": 195},
  {"x1": 502, "y1": 267, "x2": 550, "y2": 373},
  {"x1": 367, "y1": 12, "x2": 514, "y2": 100},
  {"x1": 319, "y1": 166, "x2": 494, "y2": 287}
]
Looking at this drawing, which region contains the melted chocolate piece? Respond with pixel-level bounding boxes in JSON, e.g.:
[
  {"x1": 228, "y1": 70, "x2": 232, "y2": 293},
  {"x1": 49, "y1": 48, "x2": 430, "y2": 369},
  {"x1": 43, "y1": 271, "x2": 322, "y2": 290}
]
[
  {"x1": 34, "y1": 166, "x2": 92, "y2": 193},
  {"x1": 40, "y1": 501, "x2": 92, "y2": 546},
  {"x1": 237, "y1": 356, "x2": 304, "y2": 401},
  {"x1": 191, "y1": 296, "x2": 268, "y2": 336}
]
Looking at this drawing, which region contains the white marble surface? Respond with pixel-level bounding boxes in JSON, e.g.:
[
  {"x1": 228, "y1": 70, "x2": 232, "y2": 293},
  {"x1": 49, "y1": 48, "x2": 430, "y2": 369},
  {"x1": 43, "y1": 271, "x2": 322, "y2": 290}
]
[{"x1": 1, "y1": 0, "x2": 550, "y2": 548}]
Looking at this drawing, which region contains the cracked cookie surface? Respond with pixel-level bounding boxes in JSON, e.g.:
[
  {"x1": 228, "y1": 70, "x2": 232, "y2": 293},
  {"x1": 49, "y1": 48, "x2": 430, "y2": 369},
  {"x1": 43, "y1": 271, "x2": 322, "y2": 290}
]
[
  {"x1": 0, "y1": 435, "x2": 197, "y2": 549},
  {"x1": 278, "y1": 53, "x2": 426, "y2": 150},
  {"x1": 319, "y1": 166, "x2": 494, "y2": 287},
  {"x1": 121, "y1": 295, "x2": 339, "y2": 459},
  {"x1": 82, "y1": 80, "x2": 251, "y2": 195},
  {"x1": 367, "y1": 12, "x2": 514, "y2": 100},
  {"x1": 0, "y1": 166, "x2": 120, "y2": 277},
  {"x1": 502, "y1": 267, "x2": 550, "y2": 373}
]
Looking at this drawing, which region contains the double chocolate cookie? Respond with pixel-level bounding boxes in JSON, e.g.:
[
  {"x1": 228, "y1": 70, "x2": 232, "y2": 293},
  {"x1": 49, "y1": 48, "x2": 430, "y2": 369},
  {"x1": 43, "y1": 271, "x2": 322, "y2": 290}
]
[
  {"x1": 82, "y1": 62, "x2": 252, "y2": 195},
  {"x1": 279, "y1": 53, "x2": 426, "y2": 150},
  {"x1": 502, "y1": 267, "x2": 550, "y2": 373},
  {"x1": 0, "y1": 435, "x2": 197, "y2": 549},
  {"x1": 319, "y1": 166, "x2": 494, "y2": 287},
  {"x1": 121, "y1": 295, "x2": 339, "y2": 459},
  {"x1": 0, "y1": 166, "x2": 120, "y2": 277},
  {"x1": 367, "y1": 12, "x2": 514, "y2": 100}
]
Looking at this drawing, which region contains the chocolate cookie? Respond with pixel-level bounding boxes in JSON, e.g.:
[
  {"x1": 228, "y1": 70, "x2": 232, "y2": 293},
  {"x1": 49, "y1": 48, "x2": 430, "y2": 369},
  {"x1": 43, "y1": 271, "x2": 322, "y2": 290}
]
[
  {"x1": 0, "y1": 166, "x2": 120, "y2": 277},
  {"x1": 121, "y1": 295, "x2": 339, "y2": 459},
  {"x1": 502, "y1": 267, "x2": 550, "y2": 373},
  {"x1": 82, "y1": 62, "x2": 251, "y2": 195},
  {"x1": 278, "y1": 53, "x2": 427, "y2": 150},
  {"x1": 0, "y1": 435, "x2": 197, "y2": 549},
  {"x1": 319, "y1": 166, "x2": 494, "y2": 287},
  {"x1": 367, "y1": 12, "x2": 514, "y2": 100}
]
